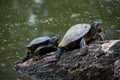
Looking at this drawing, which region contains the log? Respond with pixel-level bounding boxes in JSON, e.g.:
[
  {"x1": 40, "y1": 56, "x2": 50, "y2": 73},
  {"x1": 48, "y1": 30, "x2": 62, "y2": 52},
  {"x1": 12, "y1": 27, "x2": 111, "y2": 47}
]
[{"x1": 13, "y1": 40, "x2": 120, "y2": 80}]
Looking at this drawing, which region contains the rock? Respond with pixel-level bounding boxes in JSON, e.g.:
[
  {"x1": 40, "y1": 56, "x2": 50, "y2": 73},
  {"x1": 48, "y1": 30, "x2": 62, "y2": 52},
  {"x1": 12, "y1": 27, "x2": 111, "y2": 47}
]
[{"x1": 13, "y1": 40, "x2": 120, "y2": 80}]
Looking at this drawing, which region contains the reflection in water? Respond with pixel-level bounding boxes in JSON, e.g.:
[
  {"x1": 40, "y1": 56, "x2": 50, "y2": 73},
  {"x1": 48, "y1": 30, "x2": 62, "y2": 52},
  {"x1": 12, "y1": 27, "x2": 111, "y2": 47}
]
[
  {"x1": 0, "y1": 0, "x2": 120, "y2": 80},
  {"x1": 34, "y1": 0, "x2": 43, "y2": 4},
  {"x1": 28, "y1": 13, "x2": 37, "y2": 26},
  {"x1": 71, "y1": 13, "x2": 81, "y2": 18}
]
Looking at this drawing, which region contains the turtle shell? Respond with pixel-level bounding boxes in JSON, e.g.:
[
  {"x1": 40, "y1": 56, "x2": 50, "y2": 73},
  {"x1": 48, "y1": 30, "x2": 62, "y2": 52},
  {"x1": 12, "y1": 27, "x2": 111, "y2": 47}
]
[
  {"x1": 26, "y1": 36, "x2": 50, "y2": 48},
  {"x1": 59, "y1": 24, "x2": 91, "y2": 47}
]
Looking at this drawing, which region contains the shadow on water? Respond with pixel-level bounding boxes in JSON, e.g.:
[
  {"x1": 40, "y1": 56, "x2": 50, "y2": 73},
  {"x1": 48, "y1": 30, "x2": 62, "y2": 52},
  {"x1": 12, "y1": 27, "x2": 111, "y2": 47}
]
[{"x1": 0, "y1": 0, "x2": 120, "y2": 80}]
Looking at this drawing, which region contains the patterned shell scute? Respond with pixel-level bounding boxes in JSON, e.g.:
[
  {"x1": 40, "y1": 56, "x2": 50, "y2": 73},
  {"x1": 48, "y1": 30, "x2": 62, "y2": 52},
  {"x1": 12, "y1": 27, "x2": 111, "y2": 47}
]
[
  {"x1": 60, "y1": 24, "x2": 91, "y2": 47},
  {"x1": 26, "y1": 36, "x2": 50, "y2": 47}
]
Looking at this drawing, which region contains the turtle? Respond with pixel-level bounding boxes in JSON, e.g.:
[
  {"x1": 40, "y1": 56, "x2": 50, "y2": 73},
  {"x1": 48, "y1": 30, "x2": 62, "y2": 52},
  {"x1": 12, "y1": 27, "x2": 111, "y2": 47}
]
[
  {"x1": 22, "y1": 35, "x2": 59, "y2": 62},
  {"x1": 55, "y1": 19, "x2": 107, "y2": 59}
]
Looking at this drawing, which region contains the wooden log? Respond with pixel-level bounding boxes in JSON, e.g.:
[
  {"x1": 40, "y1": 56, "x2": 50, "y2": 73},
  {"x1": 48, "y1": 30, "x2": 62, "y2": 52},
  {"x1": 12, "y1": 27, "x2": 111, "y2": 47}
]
[{"x1": 13, "y1": 40, "x2": 120, "y2": 80}]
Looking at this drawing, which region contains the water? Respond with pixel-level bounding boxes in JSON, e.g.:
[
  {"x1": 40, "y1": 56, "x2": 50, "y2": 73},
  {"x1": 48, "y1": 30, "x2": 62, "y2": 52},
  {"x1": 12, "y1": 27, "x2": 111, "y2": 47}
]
[{"x1": 0, "y1": 0, "x2": 120, "y2": 80}]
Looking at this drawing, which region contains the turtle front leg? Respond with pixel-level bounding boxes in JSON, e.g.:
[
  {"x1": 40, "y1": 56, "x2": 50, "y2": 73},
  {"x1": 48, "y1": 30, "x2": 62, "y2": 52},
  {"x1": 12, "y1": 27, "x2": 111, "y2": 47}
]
[
  {"x1": 79, "y1": 38, "x2": 88, "y2": 55},
  {"x1": 98, "y1": 32, "x2": 108, "y2": 41},
  {"x1": 98, "y1": 32, "x2": 109, "y2": 44},
  {"x1": 80, "y1": 38, "x2": 86, "y2": 48},
  {"x1": 55, "y1": 47, "x2": 63, "y2": 59},
  {"x1": 32, "y1": 47, "x2": 43, "y2": 61}
]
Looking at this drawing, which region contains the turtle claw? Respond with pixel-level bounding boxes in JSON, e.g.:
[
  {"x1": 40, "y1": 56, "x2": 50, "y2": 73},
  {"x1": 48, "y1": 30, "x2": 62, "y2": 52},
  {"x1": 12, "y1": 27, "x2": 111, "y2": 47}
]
[
  {"x1": 55, "y1": 52, "x2": 61, "y2": 60},
  {"x1": 100, "y1": 40, "x2": 109, "y2": 43},
  {"x1": 55, "y1": 56, "x2": 60, "y2": 60},
  {"x1": 95, "y1": 40, "x2": 109, "y2": 44}
]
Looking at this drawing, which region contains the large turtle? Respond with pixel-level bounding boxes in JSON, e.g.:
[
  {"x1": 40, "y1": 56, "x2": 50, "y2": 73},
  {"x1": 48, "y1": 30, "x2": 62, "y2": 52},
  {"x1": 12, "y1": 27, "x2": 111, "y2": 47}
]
[
  {"x1": 55, "y1": 19, "x2": 107, "y2": 59},
  {"x1": 22, "y1": 35, "x2": 59, "y2": 62}
]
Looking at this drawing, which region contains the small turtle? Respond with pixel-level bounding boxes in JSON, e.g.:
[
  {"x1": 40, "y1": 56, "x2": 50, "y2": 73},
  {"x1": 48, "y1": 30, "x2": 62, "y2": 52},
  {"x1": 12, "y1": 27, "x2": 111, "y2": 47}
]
[
  {"x1": 55, "y1": 19, "x2": 107, "y2": 59},
  {"x1": 22, "y1": 35, "x2": 59, "y2": 62}
]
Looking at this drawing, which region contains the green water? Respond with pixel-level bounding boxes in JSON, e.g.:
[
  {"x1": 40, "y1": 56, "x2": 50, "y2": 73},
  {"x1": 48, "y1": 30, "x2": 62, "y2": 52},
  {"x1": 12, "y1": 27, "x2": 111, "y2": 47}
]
[{"x1": 0, "y1": 0, "x2": 120, "y2": 80}]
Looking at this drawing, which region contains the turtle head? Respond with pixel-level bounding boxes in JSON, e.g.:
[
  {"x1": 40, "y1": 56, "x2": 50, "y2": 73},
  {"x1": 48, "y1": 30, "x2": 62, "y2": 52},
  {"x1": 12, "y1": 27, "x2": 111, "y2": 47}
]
[
  {"x1": 49, "y1": 35, "x2": 60, "y2": 43},
  {"x1": 91, "y1": 19, "x2": 102, "y2": 29}
]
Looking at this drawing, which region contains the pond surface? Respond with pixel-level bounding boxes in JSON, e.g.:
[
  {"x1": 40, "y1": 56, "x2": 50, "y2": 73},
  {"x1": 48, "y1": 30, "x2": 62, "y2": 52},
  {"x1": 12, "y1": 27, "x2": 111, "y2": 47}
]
[{"x1": 0, "y1": 0, "x2": 120, "y2": 80}]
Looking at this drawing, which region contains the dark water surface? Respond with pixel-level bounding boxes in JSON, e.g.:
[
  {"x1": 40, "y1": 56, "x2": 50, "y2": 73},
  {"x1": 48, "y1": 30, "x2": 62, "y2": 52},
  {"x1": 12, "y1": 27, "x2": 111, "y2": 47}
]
[{"x1": 0, "y1": 0, "x2": 120, "y2": 80}]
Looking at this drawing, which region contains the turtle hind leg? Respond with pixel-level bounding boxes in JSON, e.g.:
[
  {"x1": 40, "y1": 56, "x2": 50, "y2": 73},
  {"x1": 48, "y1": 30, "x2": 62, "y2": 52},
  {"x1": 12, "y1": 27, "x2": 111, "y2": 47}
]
[
  {"x1": 15, "y1": 52, "x2": 30, "y2": 64},
  {"x1": 55, "y1": 47, "x2": 63, "y2": 59},
  {"x1": 22, "y1": 52, "x2": 30, "y2": 62},
  {"x1": 79, "y1": 38, "x2": 88, "y2": 55}
]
